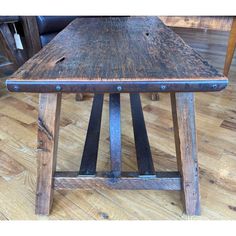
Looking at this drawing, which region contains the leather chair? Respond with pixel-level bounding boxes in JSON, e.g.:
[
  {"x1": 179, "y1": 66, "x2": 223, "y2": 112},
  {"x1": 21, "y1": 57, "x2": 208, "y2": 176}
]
[{"x1": 36, "y1": 16, "x2": 77, "y2": 47}]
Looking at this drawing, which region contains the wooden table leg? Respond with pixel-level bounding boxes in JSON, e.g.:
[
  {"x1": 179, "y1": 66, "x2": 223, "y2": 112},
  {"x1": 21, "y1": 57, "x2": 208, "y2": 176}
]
[
  {"x1": 36, "y1": 93, "x2": 62, "y2": 215},
  {"x1": 170, "y1": 92, "x2": 200, "y2": 215},
  {"x1": 224, "y1": 17, "x2": 236, "y2": 76}
]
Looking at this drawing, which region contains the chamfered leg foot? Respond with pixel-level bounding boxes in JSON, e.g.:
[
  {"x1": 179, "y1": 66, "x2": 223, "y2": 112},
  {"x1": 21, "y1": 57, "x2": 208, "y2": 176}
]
[
  {"x1": 35, "y1": 93, "x2": 62, "y2": 215},
  {"x1": 170, "y1": 92, "x2": 201, "y2": 216}
]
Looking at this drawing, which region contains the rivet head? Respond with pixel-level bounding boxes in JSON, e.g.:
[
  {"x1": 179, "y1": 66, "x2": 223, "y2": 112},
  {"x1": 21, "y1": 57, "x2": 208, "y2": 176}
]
[
  {"x1": 13, "y1": 85, "x2": 19, "y2": 92},
  {"x1": 55, "y1": 85, "x2": 62, "y2": 91},
  {"x1": 160, "y1": 85, "x2": 167, "y2": 90},
  {"x1": 212, "y1": 84, "x2": 217, "y2": 89},
  {"x1": 117, "y1": 86, "x2": 122, "y2": 91}
]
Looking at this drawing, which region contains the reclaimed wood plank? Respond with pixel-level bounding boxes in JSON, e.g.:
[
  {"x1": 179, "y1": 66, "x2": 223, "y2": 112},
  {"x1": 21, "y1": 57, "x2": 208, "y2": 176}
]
[
  {"x1": 6, "y1": 17, "x2": 227, "y2": 93},
  {"x1": 54, "y1": 171, "x2": 182, "y2": 190},
  {"x1": 35, "y1": 93, "x2": 61, "y2": 215}
]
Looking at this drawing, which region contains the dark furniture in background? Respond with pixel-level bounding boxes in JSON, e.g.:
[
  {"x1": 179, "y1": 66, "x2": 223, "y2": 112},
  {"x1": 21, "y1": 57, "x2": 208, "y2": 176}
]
[
  {"x1": 0, "y1": 16, "x2": 26, "y2": 76},
  {"x1": 37, "y1": 16, "x2": 77, "y2": 47},
  {"x1": 22, "y1": 16, "x2": 77, "y2": 58},
  {"x1": 0, "y1": 16, "x2": 77, "y2": 76}
]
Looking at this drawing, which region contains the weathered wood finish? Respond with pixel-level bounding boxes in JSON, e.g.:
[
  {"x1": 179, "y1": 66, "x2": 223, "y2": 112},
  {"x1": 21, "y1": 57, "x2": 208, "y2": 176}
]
[
  {"x1": 170, "y1": 92, "x2": 200, "y2": 215},
  {"x1": 79, "y1": 94, "x2": 104, "y2": 175},
  {"x1": 109, "y1": 94, "x2": 122, "y2": 177},
  {"x1": 19, "y1": 16, "x2": 84, "y2": 101},
  {"x1": 223, "y1": 17, "x2": 236, "y2": 76},
  {"x1": 130, "y1": 93, "x2": 155, "y2": 175},
  {"x1": 36, "y1": 93, "x2": 61, "y2": 215},
  {"x1": 7, "y1": 17, "x2": 227, "y2": 93},
  {"x1": 54, "y1": 171, "x2": 182, "y2": 190}
]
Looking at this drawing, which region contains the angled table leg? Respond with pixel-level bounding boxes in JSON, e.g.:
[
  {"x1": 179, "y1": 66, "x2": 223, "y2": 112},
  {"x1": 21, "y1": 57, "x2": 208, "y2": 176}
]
[
  {"x1": 170, "y1": 92, "x2": 200, "y2": 215},
  {"x1": 36, "y1": 93, "x2": 62, "y2": 215}
]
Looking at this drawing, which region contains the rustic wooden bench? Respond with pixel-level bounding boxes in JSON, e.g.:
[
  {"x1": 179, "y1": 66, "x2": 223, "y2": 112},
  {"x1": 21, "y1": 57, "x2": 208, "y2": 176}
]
[{"x1": 6, "y1": 16, "x2": 228, "y2": 216}]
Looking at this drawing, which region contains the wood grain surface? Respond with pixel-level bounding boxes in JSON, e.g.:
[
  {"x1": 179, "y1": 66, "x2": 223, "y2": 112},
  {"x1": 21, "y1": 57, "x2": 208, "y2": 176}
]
[
  {"x1": 54, "y1": 171, "x2": 181, "y2": 190},
  {"x1": 36, "y1": 93, "x2": 61, "y2": 215},
  {"x1": 7, "y1": 17, "x2": 226, "y2": 83},
  {"x1": 171, "y1": 92, "x2": 200, "y2": 215}
]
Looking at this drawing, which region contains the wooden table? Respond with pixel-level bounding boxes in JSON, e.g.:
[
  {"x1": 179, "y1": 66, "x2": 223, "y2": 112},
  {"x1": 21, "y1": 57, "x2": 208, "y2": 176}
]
[{"x1": 6, "y1": 16, "x2": 228, "y2": 216}]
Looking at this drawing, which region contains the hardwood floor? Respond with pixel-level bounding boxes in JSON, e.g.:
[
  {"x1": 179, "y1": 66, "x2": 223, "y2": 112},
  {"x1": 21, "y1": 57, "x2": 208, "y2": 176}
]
[{"x1": 0, "y1": 27, "x2": 236, "y2": 220}]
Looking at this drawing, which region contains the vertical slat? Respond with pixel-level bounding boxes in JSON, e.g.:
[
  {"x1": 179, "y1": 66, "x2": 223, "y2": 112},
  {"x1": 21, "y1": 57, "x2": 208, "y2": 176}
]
[
  {"x1": 171, "y1": 92, "x2": 200, "y2": 216},
  {"x1": 36, "y1": 93, "x2": 61, "y2": 215},
  {"x1": 130, "y1": 93, "x2": 155, "y2": 176},
  {"x1": 79, "y1": 94, "x2": 104, "y2": 175},
  {"x1": 109, "y1": 93, "x2": 122, "y2": 177}
]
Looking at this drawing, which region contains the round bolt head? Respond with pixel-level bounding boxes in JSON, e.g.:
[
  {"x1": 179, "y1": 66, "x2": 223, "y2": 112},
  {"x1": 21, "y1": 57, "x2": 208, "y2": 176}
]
[
  {"x1": 117, "y1": 86, "x2": 122, "y2": 91},
  {"x1": 160, "y1": 85, "x2": 167, "y2": 90},
  {"x1": 55, "y1": 85, "x2": 62, "y2": 91},
  {"x1": 212, "y1": 84, "x2": 217, "y2": 89},
  {"x1": 13, "y1": 85, "x2": 19, "y2": 91}
]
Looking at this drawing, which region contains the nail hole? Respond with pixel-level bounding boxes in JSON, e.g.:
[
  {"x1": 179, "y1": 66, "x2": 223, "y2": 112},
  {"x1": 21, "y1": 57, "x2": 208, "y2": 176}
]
[
  {"x1": 55, "y1": 57, "x2": 65, "y2": 64},
  {"x1": 145, "y1": 32, "x2": 149, "y2": 36}
]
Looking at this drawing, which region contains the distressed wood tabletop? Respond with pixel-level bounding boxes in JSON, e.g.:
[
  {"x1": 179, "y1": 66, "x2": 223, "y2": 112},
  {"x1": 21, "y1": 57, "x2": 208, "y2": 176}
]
[{"x1": 6, "y1": 16, "x2": 228, "y2": 93}]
